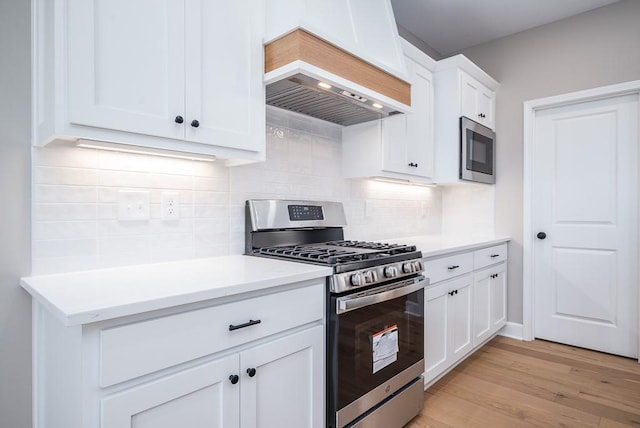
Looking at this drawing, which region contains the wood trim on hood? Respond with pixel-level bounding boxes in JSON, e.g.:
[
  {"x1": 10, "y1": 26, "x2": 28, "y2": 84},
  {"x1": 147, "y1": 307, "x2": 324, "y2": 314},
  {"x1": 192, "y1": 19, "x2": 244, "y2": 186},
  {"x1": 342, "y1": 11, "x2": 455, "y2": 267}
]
[{"x1": 265, "y1": 29, "x2": 411, "y2": 106}]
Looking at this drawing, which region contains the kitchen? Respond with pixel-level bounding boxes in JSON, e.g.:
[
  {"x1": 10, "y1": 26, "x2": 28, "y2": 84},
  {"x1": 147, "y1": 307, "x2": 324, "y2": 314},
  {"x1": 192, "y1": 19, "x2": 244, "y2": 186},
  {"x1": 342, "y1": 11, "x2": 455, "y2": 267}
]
[{"x1": 1, "y1": 0, "x2": 640, "y2": 427}]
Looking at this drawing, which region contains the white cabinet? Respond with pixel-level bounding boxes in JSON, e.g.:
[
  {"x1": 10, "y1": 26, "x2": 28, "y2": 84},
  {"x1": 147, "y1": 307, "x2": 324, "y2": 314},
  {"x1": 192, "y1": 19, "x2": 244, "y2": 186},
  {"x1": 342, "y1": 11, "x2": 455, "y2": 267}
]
[
  {"x1": 102, "y1": 326, "x2": 323, "y2": 428},
  {"x1": 34, "y1": 0, "x2": 265, "y2": 165},
  {"x1": 460, "y1": 73, "x2": 495, "y2": 130},
  {"x1": 423, "y1": 242, "x2": 508, "y2": 386},
  {"x1": 433, "y1": 55, "x2": 499, "y2": 183},
  {"x1": 32, "y1": 280, "x2": 325, "y2": 428},
  {"x1": 425, "y1": 274, "x2": 473, "y2": 384},
  {"x1": 472, "y1": 245, "x2": 507, "y2": 346},
  {"x1": 342, "y1": 39, "x2": 436, "y2": 183},
  {"x1": 102, "y1": 354, "x2": 240, "y2": 428}
]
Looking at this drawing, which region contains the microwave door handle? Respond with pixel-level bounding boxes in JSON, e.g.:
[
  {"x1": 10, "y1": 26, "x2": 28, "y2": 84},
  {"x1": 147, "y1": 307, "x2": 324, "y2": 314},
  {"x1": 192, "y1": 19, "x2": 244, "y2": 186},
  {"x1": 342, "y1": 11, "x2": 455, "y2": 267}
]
[{"x1": 336, "y1": 276, "x2": 428, "y2": 314}]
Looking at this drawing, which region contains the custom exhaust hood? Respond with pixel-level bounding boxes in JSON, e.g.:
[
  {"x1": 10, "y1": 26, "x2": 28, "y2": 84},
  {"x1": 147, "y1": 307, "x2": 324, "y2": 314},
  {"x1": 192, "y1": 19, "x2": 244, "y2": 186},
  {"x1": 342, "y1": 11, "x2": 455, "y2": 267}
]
[{"x1": 264, "y1": 0, "x2": 411, "y2": 126}]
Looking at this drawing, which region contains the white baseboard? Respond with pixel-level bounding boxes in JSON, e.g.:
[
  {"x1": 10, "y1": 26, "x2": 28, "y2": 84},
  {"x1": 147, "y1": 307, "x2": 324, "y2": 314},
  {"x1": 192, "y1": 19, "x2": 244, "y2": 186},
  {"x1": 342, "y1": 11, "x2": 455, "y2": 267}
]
[{"x1": 498, "y1": 322, "x2": 524, "y2": 340}]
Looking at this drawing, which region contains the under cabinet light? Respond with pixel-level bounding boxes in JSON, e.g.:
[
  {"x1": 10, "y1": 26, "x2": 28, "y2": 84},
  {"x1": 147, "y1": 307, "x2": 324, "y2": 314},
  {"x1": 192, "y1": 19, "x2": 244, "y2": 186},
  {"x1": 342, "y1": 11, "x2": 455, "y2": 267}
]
[
  {"x1": 76, "y1": 140, "x2": 217, "y2": 162},
  {"x1": 317, "y1": 82, "x2": 332, "y2": 89},
  {"x1": 370, "y1": 176, "x2": 437, "y2": 187},
  {"x1": 372, "y1": 103, "x2": 383, "y2": 109}
]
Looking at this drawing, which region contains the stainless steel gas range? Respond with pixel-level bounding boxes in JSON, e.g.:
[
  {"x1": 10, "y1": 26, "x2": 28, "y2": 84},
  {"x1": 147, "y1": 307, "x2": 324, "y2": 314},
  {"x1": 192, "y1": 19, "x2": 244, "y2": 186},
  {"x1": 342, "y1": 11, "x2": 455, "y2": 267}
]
[{"x1": 245, "y1": 199, "x2": 426, "y2": 428}]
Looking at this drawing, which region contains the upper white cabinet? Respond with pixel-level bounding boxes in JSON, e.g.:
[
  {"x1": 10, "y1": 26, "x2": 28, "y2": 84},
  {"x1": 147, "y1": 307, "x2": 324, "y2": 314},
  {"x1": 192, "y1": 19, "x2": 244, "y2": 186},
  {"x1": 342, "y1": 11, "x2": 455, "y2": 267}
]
[
  {"x1": 460, "y1": 73, "x2": 495, "y2": 130},
  {"x1": 342, "y1": 39, "x2": 436, "y2": 183},
  {"x1": 33, "y1": 0, "x2": 266, "y2": 165},
  {"x1": 433, "y1": 55, "x2": 499, "y2": 182}
]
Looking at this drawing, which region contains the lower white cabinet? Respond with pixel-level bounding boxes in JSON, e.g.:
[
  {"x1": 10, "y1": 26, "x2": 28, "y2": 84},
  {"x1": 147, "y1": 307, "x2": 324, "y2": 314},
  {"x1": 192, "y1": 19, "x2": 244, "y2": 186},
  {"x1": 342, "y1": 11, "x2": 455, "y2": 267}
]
[
  {"x1": 32, "y1": 280, "x2": 325, "y2": 428},
  {"x1": 102, "y1": 326, "x2": 323, "y2": 428},
  {"x1": 102, "y1": 354, "x2": 240, "y2": 428},
  {"x1": 425, "y1": 274, "x2": 473, "y2": 384},
  {"x1": 473, "y1": 262, "x2": 507, "y2": 347},
  {"x1": 423, "y1": 242, "x2": 508, "y2": 386}
]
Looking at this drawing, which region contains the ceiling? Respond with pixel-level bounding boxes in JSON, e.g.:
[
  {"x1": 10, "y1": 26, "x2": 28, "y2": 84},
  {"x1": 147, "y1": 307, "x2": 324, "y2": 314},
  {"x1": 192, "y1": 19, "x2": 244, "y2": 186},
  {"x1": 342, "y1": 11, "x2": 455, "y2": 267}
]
[{"x1": 391, "y1": 0, "x2": 622, "y2": 56}]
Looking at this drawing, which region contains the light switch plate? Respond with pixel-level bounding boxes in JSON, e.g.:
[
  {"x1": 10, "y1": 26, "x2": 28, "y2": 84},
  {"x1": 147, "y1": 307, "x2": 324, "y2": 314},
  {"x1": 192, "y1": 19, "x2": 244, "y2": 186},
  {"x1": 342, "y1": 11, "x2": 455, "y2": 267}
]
[{"x1": 117, "y1": 190, "x2": 150, "y2": 221}]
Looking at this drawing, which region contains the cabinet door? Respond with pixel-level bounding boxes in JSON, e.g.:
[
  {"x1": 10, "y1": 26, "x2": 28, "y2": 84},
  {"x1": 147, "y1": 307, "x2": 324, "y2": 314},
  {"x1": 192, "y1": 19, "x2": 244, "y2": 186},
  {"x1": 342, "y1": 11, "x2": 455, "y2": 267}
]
[
  {"x1": 184, "y1": 0, "x2": 264, "y2": 152},
  {"x1": 473, "y1": 262, "x2": 507, "y2": 346},
  {"x1": 101, "y1": 354, "x2": 239, "y2": 428},
  {"x1": 448, "y1": 275, "x2": 473, "y2": 364},
  {"x1": 382, "y1": 56, "x2": 434, "y2": 178},
  {"x1": 472, "y1": 270, "x2": 492, "y2": 346},
  {"x1": 67, "y1": 0, "x2": 185, "y2": 140},
  {"x1": 491, "y1": 265, "x2": 507, "y2": 332},
  {"x1": 424, "y1": 283, "x2": 449, "y2": 384},
  {"x1": 240, "y1": 326, "x2": 324, "y2": 428},
  {"x1": 477, "y1": 87, "x2": 495, "y2": 129},
  {"x1": 460, "y1": 72, "x2": 495, "y2": 129},
  {"x1": 460, "y1": 73, "x2": 479, "y2": 122}
]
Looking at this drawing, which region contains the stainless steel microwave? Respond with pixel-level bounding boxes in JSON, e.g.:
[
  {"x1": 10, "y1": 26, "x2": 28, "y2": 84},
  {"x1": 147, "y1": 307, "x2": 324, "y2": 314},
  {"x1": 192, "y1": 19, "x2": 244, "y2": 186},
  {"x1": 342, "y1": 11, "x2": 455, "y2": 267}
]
[{"x1": 460, "y1": 116, "x2": 496, "y2": 184}]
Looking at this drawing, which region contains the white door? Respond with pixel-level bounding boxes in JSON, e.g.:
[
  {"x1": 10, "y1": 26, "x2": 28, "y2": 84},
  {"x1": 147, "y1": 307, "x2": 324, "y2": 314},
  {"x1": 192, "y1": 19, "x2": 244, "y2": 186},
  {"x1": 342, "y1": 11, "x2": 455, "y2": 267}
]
[
  {"x1": 533, "y1": 93, "x2": 638, "y2": 358},
  {"x1": 240, "y1": 326, "x2": 324, "y2": 428},
  {"x1": 67, "y1": 0, "x2": 185, "y2": 139},
  {"x1": 101, "y1": 354, "x2": 240, "y2": 428}
]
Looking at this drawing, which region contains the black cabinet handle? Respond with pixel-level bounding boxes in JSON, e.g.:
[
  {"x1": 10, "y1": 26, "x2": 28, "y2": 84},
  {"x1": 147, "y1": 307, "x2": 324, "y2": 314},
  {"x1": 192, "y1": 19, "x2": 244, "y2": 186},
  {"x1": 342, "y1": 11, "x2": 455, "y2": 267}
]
[
  {"x1": 174, "y1": 115, "x2": 184, "y2": 124},
  {"x1": 478, "y1": 113, "x2": 486, "y2": 118},
  {"x1": 448, "y1": 265, "x2": 460, "y2": 270},
  {"x1": 191, "y1": 119, "x2": 200, "y2": 128},
  {"x1": 229, "y1": 374, "x2": 239, "y2": 385},
  {"x1": 229, "y1": 319, "x2": 261, "y2": 331},
  {"x1": 490, "y1": 254, "x2": 500, "y2": 258},
  {"x1": 408, "y1": 162, "x2": 419, "y2": 167},
  {"x1": 247, "y1": 368, "x2": 257, "y2": 377},
  {"x1": 537, "y1": 232, "x2": 547, "y2": 240}
]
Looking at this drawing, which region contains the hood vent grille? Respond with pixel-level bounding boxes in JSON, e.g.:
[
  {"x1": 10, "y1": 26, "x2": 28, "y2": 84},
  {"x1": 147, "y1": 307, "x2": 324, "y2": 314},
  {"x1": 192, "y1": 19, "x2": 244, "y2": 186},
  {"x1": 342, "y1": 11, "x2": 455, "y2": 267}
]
[{"x1": 266, "y1": 74, "x2": 399, "y2": 126}]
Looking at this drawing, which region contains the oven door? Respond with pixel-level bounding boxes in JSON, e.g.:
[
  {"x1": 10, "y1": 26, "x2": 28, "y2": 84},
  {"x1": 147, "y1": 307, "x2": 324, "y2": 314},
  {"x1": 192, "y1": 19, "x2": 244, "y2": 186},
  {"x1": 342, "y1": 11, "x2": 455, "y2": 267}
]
[
  {"x1": 460, "y1": 116, "x2": 495, "y2": 184},
  {"x1": 328, "y1": 275, "x2": 426, "y2": 428}
]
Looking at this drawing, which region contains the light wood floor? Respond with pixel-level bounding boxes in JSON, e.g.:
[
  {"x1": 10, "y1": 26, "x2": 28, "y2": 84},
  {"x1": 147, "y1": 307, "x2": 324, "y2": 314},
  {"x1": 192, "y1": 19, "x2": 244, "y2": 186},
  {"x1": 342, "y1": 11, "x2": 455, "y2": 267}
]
[{"x1": 407, "y1": 336, "x2": 640, "y2": 427}]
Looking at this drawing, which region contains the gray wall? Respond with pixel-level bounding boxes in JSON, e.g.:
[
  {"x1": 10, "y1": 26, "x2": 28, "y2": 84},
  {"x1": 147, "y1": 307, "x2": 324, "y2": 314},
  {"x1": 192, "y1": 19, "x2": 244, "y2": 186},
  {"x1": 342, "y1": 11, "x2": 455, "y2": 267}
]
[
  {"x1": 458, "y1": 0, "x2": 640, "y2": 323},
  {"x1": 0, "y1": 0, "x2": 32, "y2": 426}
]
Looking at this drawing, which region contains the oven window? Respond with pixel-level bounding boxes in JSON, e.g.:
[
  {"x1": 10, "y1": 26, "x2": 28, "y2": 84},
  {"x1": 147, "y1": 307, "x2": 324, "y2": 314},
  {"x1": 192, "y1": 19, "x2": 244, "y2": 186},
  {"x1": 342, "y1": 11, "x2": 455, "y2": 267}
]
[
  {"x1": 466, "y1": 129, "x2": 494, "y2": 175},
  {"x1": 332, "y1": 289, "x2": 424, "y2": 411}
]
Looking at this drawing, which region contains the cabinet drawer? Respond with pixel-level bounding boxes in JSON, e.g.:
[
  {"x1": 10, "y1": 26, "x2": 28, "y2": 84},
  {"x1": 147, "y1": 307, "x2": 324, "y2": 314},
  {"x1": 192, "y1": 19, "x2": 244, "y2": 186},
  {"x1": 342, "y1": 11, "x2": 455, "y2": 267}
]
[
  {"x1": 100, "y1": 282, "x2": 324, "y2": 387},
  {"x1": 423, "y1": 252, "x2": 473, "y2": 284},
  {"x1": 474, "y1": 244, "x2": 507, "y2": 270}
]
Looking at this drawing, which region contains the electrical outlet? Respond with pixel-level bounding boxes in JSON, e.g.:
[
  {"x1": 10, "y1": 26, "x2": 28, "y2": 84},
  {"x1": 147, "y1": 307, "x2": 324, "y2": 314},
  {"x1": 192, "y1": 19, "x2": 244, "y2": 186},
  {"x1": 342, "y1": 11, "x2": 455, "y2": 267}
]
[
  {"x1": 161, "y1": 192, "x2": 180, "y2": 221},
  {"x1": 117, "y1": 190, "x2": 150, "y2": 221}
]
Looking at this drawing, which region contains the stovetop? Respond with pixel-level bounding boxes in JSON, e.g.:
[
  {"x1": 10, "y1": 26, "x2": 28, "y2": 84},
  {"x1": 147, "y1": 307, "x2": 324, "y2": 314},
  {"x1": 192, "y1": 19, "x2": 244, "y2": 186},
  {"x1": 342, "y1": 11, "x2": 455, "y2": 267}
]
[{"x1": 255, "y1": 240, "x2": 421, "y2": 273}]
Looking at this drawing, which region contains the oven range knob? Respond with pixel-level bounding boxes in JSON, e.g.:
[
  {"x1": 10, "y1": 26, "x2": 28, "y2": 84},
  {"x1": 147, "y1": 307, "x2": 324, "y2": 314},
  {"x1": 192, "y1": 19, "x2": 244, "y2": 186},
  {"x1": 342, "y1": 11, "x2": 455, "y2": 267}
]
[
  {"x1": 350, "y1": 273, "x2": 364, "y2": 287},
  {"x1": 384, "y1": 266, "x2": 399, "y2": 278},
  {"x1": 414, "y1": 261, "x2": 424, "y2": 272},
  {"x1": 363, "y1": 270, "x2": 375, "y2": 284},
  {"x1": 402, "y1": 263, "x2": 415, "y2": 274}
]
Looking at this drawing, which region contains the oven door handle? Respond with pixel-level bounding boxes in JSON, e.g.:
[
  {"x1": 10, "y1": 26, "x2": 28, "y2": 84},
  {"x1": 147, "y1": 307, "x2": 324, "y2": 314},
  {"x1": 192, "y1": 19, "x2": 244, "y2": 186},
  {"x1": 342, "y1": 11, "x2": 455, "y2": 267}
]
[{"x1": 336, "y1": 276, "x2": 428, "y2": 314}]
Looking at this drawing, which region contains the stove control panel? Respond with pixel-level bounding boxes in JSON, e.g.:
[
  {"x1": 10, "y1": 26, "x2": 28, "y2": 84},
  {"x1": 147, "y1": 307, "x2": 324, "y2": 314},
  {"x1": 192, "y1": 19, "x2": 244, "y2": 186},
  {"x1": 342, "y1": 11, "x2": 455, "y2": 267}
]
[
  {"x1": 331, "y1": 259, "x2": 425, "y2": 293},
  {"x1": 287, "y1": 204, "x2": 324, "y2": 221}
]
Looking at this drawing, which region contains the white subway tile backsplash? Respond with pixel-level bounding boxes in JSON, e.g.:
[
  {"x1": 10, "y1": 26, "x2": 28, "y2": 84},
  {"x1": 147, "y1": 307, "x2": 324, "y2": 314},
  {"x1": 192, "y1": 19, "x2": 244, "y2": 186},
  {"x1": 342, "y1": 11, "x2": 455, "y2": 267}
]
[
  {"x1": 31, "y1": 108, "x2": 494, "y2": 274},
  {"x1": 34, "y1": 185, "x2": 97, "y2": 203}
]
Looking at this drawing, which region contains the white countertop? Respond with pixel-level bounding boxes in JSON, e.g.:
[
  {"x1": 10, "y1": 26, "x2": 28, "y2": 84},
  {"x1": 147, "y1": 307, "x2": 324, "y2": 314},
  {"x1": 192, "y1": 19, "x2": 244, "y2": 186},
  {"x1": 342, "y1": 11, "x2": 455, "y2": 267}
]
[
  {"x1": 21, "y1": 255, "x2": 333, "y2": 327},
  {"x1": 386, "y1": 235, "x2": 510, "y2": 258}
]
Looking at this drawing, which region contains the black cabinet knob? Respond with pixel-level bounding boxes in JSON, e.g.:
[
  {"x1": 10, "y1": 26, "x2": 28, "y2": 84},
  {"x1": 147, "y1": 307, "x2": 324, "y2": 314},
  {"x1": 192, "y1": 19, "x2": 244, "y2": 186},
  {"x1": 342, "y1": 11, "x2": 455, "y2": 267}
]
[
  {"x1": 246, "y1": 368, "x2": 256, "y2": 377},
  {"x1": 229, "y1": 374, "x2": 239, "y2": 385},
  {"x1": 447, "y1": 265, "x2": 460, "y2": 270},
  {"x1": 537, "y1": 232, "x2": 547, "y2": 240},
  {"x1": 191, "y1": 119, "x2": 200, "y2": 128},
  {"x1": 174, "y1": 115, "x2": 184, "y2": 124}
]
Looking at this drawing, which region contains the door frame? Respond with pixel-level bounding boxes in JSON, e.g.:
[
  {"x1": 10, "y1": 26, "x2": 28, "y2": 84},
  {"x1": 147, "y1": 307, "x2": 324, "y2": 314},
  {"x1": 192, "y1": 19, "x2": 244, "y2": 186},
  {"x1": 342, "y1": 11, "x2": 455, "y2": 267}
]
[{"x1": 522, "y1": 80, "x2": 640, "y2": 361}]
